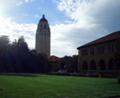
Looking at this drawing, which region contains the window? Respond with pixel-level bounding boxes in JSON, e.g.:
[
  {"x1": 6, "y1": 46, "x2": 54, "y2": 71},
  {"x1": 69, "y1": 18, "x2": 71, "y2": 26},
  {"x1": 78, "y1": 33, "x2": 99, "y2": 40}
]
[
  {"x1": 90, "y1": 47, "x2": 94, "y2": 55},
  {"x1": 107, "y1": 43, "x2": 116, "y2": 54},
  {"x1": 90, "y1": 60, "x2": 96, "y2": 70},
  {"x1": 97, "y1": 46, "x2": 105, "y2": 54},
  {"x1": 82, "y1": 61, "x2": 88, "y2": 70},
  {"x1": 81, "y1": 49, "x2": 88, "y2": 56},
  {"x1": 99, "y1": 60, "x2": 106, "y2": 70}
]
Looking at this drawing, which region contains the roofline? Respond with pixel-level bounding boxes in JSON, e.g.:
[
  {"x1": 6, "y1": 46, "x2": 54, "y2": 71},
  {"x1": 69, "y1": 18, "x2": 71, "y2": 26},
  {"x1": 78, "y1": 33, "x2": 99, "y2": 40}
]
[
  {"x1": 77, "y1": 39, "x2": 116, "y2": 50},
  {"x1": 77, "y1": 31, "x2": 120, "y2": 50}
]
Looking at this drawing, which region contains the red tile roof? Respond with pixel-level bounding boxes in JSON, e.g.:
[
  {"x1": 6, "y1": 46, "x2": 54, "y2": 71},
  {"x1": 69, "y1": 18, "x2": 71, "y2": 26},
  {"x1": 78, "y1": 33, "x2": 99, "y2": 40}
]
[
  {"x1": 77, "y1": 31, "x2": 120, "y2": 49},
  {"x1": 49, "y1": 55, "x2": 60, "y2": 62}
]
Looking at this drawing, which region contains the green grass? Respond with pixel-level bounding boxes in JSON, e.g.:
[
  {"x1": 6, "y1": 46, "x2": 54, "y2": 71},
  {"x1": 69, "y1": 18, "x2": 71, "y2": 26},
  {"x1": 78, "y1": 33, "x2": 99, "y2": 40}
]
[{"x1": 0, "y1": 74, "x2": 120, "y2": 98}]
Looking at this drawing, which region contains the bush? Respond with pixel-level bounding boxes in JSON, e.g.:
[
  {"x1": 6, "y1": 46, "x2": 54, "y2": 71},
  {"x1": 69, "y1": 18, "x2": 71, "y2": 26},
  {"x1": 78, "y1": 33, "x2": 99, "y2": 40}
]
[{"x1": 118, "y1": 76, "x2": 120, "y2": 84}]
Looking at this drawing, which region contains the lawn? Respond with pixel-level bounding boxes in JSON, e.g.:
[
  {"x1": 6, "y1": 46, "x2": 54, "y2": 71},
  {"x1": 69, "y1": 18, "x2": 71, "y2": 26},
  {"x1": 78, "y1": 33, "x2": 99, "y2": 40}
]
[{"x1": 0, "y1": 74, "x2": 120, "y2": 98}]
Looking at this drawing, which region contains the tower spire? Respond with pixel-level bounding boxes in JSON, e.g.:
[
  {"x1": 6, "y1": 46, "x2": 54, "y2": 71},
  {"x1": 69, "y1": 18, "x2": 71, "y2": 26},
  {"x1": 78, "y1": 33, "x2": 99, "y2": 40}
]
[{"x1": 42, "y1": 14, "x2": 45, "y2": 19}]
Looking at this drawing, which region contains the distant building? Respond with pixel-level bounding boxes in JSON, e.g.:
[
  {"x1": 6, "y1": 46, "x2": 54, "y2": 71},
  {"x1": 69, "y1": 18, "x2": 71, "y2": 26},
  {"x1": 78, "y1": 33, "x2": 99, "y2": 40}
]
[
  {"x1": 35, "y1": 15, "x2": 50, "y2": 56},
  {"x1": 77, "y1": 31, "x2": 120, "y2": 77}
]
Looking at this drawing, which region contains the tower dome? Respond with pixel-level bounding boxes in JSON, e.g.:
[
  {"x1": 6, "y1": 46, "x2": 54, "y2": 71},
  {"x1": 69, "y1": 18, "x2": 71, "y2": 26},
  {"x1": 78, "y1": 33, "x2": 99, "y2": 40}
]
[{"x1": 40, "y1": 14, "x2": 48, "y2": 22}]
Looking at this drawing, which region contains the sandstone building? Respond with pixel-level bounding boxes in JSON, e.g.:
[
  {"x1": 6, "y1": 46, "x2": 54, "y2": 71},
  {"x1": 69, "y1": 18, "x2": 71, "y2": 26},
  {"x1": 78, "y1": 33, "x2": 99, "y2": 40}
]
[
  {"x1": 35, "y1": 15, "x2": 50, "y2": 56},
  {"x1": 77, "y1": 31, "x2": 120, "y2": 76}
]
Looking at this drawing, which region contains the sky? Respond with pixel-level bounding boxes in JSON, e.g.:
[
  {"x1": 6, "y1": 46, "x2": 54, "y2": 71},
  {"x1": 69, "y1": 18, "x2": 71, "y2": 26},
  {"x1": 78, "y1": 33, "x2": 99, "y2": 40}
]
[{"x1": 0, "y1": 0, "x2": 120, "y2": 57}]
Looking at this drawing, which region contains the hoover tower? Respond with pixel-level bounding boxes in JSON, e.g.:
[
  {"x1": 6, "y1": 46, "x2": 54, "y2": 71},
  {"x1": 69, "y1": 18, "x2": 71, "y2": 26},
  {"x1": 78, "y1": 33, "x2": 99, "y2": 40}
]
[{"x1": 35, "y1": 15, "x2": 50, "y2": 56}]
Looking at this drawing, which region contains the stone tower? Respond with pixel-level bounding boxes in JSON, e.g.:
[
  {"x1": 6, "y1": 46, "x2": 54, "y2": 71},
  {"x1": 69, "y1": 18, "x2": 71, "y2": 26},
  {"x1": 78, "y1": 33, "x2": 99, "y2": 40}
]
[{"x1": 35, "y1": 15, "x2": 50, "y2": 56}]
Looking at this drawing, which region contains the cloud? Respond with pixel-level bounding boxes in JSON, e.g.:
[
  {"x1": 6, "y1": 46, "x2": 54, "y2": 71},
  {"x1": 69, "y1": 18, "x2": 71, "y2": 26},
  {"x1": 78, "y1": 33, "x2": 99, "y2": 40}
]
[
  {"x1": 51, "y1": 21, "x2": 106, "y2": 57},
  {"x1": 0, "y1": 16, "x2": 99, "y2": 57},
  {"x1": 0, "y1": 17, "x2": 36, "y2": 49},
  {"x1": 50, "y1": 0, "x2": 120, "y2": 56},
  {"x1": 0, "y1": 0, "x2": 34, "y2": 12},
  {"x1": 16, "y1": 0, "x2": 34, "y2": 6},
  {"x1": 0, "y1": 0, "x2": 120, "y2": 57},
  {"x1": 57, "y1": 0, "x2": 94, "y2": 24},
  {"x1": 0, "y1": 17, "x2": 77, "y2": 57},
  {"x1": 24, "y1": 0, "x2": 34, "y2": 3},
  {"x1": 56, "y1": 0, "x2": 120, "y2": 31},
  {"x1": 0, "y1": 0, "x2": 19, "y2": 13}
]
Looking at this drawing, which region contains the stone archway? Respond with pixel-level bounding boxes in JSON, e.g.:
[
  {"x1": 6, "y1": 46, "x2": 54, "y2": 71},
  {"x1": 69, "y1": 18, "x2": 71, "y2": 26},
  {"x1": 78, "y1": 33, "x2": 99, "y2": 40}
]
[
  {"x1": 108, "y1": 58, "x2": 114, "y2": 70},
  {"x1": 82, "y1": 61, "x2": 88, "y2": 70},
  {"x1": 90, "y1": 60, "x2": 96, "y2": 70},
  {"x1": 99, "y1": 59, "x2": 106, "y2": 70}
]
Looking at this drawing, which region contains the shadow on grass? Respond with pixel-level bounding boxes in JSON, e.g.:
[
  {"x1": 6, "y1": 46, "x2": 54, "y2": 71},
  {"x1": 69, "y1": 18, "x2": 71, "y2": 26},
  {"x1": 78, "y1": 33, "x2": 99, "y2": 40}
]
[
  {"x1": 0, "y1": 73, "x2": 38, "y2": 77},
  {"x1": 102, "y1": 95, "x2": 120, "y2": 98}
]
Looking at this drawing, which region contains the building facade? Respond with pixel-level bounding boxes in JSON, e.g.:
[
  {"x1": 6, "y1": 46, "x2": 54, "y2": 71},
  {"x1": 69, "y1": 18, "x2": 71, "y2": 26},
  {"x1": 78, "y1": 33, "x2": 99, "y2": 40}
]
[
  {"x1": 77, "y1": 31, "x2": 120, "y2": 77},
  {"x1": 35, "y1": 15, "x2": 50, "y2": 56}
]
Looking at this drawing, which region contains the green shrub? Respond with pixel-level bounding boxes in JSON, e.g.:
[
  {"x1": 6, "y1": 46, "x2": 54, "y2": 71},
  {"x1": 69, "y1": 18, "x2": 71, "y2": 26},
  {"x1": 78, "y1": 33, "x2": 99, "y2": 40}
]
[{"x1": 118, "y1": 76, "x2": 120, "y2": 84}]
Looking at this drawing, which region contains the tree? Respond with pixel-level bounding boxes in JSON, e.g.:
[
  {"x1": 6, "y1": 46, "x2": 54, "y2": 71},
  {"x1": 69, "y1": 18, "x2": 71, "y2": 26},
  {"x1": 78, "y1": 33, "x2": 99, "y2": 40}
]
[
  {"x1": 0, "y1": 36, "x2": 9, "y2": 52},
  {"x1": 48, "y1": 56, "x2": 60, "y2": 72},
  {"x1": 17, "y1": 36, "x2": 29, "y2": 53},
  {"x1": 0, "y1": 35, "x2": 50, "y2": 73},
  {"x1": 60, "y1": 56, "x2": 72, "y2": 72},
  {"x1": 71, "y1": 55, "x2": 78, "y2": 72},
  {"x1": 0, "y1": 36, "x2": 10, "y2": 72}
]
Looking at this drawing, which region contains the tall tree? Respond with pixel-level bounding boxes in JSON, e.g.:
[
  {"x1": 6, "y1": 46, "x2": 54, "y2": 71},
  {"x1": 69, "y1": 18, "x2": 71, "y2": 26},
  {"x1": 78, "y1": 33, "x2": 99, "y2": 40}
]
[
  {"x1": 0, "y1": 36, "x2": 10, "y2": 72},
  {"x1": 17, "y1": 36, "x2": 29, "y2": 53},
  {"x1": 0, "y1": 36, "x2": 9, "y2": 52}
]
